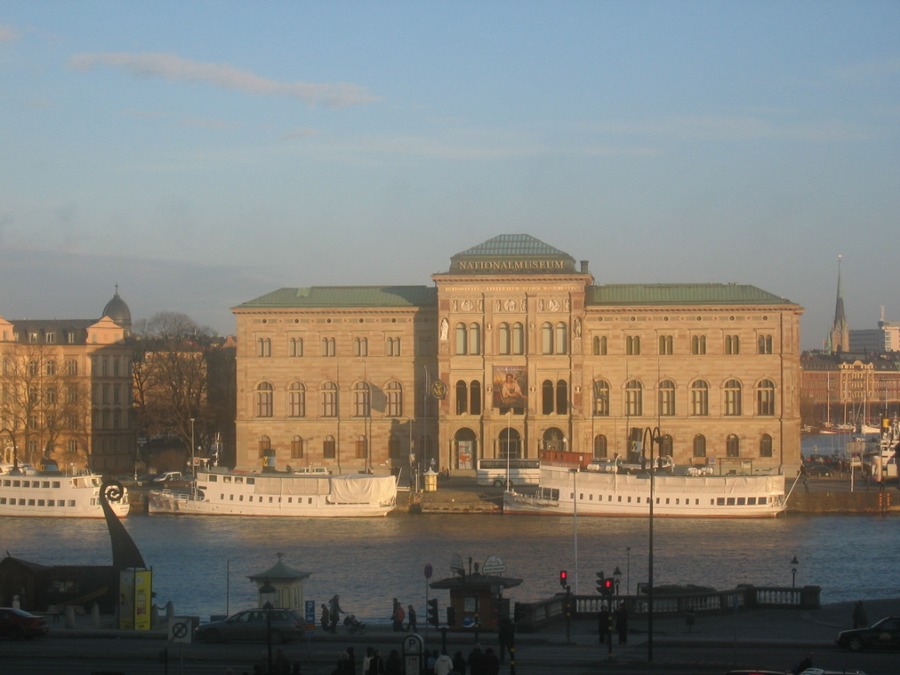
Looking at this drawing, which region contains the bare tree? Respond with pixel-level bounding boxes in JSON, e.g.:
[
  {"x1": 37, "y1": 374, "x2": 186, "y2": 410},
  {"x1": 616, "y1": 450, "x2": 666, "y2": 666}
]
[
  {"x1": 132, "y1": 312, "x2": 220, "y2": 464},
  {"x1": 0, "y1": 344, "x2": 90, "y2": 467}
]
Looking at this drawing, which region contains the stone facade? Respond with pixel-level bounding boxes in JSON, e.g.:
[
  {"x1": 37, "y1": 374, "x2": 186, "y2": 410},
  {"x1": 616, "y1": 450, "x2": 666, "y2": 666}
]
[
  {"x1": 0, "y1": 292, "x2": 135, "y2": 473},
  {"x1": 233, "y1": 235, "x2": 803, "y2": 475}
]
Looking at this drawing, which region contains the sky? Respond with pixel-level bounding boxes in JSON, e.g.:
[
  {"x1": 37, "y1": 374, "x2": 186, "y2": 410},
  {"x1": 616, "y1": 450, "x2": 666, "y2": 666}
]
[{"x1": 1, "y1": 1, "x2": 898, "y2": 349}]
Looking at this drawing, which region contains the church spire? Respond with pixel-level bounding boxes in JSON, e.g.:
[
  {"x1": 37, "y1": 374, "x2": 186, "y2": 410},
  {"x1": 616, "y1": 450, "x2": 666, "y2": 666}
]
[{"x1": 829, "y1": 254, "x2": 850, "y2": 353}]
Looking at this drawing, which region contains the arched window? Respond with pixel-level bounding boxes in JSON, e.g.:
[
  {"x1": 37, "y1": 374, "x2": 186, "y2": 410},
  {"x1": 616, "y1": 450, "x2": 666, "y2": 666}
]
[
  {"x1": 469, "y1": 323, "x2": 481, "y2": 355},
  {"x1": 625, "y1": 380, "x2": 642, "y2": 417},
  {"x1": 323, "y1": 435, "x2": 336, "y2": 459},
  {"x1": 726, "y1": 434, "x2": 740, "y2": 457},
  {"x1": 693, "y1": 434, "x2": 707, "y2": 458},
  {"x1": 455, "y1": 323, "x2": 467, "y2": 355},
  {"x1": 692, "y1": 335, "x2": 707, "y2": 355},
  {"x1": 386, "y1": 381, "x2": 403, "y2": 417},
  {"x1": 757, "y1": 379, "x2": 776, "y2": 416},
  {"x1": 758, "y1": 334, "x2": 773, "y2": 354},
  {"x1": 556, "y1": 380, "x2": 568, "y2": 414},
  {"x1": 725, "y1": 335, "x2": 740, "y2": 355},
  {"x1": 256, "y1": 382, "x2": 273, "y2": 417},
  {"x1": 511, "y1": 323, "x2": 525, "y2": 355},
  {"x1": 760, "y1": 433, "x2": 773, "y2": 458},
  {"x1": 258, "y1": 435, "x2": 271, "y2": 456},
  {"x1": 724, "y1": 379, "x2": 742, "y2": 416},
  {"x1": 691, "y1": 380, "x2": 709, "y2": 416},
  {"x1": 289, "y1": 337, "x2": 303, "y2": 357},
  {"x1": 555, "y1": 323, "x2": 568, "y2": 354},
  {"x1": 456, "y1": 380, "x2": 469, "y2": 415},
  {"x1": 499, "y1": 323, "x2": 510, "y2": 355},
  {"x1": 256, "y1": 337, "x2": 271, "y2": 357},
  {"x1": 355, "y1": 435, "x2": 368, "y2": 459},
  {"x1": 626, "y1": 335, "x2": 641, "y2": 356},
  {"x1": 593, "y1": 335, "x2": 608, "y2": 356},
  {"x1": 659, "y1": 434, "x2": 673, "y2": 457},
  {"x1": 541, "y1": 322, "x2": 553, "y2": 354},
  {"x1": 470, "y1": 380, "x2": 482, "y2": 415},
  {"x1": 288, "y1": 382, "x2": 306, "y2": 417},
  {"x1": 290, "y1": 436, "x2": 304, "y2": 459},
  {"x1": 593, "y1": 380, "x2": 610, "y2": 416},
  {"x1": 593, "y1": 434, "x2": 608, "y2": 459},
  {"x1": 541, "y1": 380, "x2": 554, "y2": 415},
  {"x1": 658, "y1": 379, "x2": 676, "y2": 416},
  {"x1": 353, "y1": 382, "x2": 370, "y2": 417},
  {"x1": 321, "y1": 381, "x2": 338, "y2": 417},
  {"x1": 500, "y1": 427, "x2": 522, "y2": 459},
  {"x1": 658, "y1": 335, "x2": 673, "y2": 355}
]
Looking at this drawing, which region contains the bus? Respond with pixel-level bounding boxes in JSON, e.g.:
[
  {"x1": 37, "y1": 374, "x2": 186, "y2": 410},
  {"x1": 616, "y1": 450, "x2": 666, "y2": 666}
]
[{"x1": 475, "y1": 458, "x2": 541, "y2": 488}]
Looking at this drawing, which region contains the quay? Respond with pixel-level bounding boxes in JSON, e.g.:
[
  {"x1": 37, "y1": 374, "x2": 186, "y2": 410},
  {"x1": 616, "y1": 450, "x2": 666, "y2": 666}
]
[{"x1": 408, "y1": 473, "x2": 900, "y2": 515}]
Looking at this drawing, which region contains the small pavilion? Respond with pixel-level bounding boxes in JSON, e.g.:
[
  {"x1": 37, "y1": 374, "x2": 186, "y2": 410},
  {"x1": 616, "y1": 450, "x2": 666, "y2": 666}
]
[
  {"x1": 248, "y1": 553, "x2": 311, "y2": 611},
  {"x1": 428, "y1": 555, "x2": 522, "y2": 632}
]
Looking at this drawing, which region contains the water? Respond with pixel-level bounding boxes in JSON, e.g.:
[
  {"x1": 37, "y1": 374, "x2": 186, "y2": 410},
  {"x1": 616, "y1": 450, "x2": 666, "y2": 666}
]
[{"x1": 4, "y1": 506, "x2": 900, "y2": 624}]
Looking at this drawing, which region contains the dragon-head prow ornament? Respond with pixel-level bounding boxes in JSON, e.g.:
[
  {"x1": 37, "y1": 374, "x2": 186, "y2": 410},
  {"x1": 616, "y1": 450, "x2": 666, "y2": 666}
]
[{"x1": 101, "y1": 479, "x2": 125, "y2": 504}]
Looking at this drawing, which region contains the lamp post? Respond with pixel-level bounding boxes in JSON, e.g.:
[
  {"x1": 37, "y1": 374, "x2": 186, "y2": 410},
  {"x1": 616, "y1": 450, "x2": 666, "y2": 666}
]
[
  {"x1": 190, "y1": 417, "x2": 195, "y2": 480},
  {"x1": 571, "y1": 468, "x2": 579, "y2": 594},
  {"x1": 259, "y1": 579, "x2": 277, "y2": 675},
  {"x1": 626, "y1": 547, "x2": 631, "y2": 596},
  {"x1": 642, "y1": 425, "x2": 663, "y2": 663},
  {"x1": 613, "y1": 566, "x2": 622, "y2": 598},
  {"x1": 790, "y1": 555, "x2": 799, "y2": 588}
]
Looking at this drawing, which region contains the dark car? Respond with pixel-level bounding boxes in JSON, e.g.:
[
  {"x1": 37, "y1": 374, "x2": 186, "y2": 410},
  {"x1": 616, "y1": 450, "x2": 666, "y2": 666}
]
[
  {"x1": 0, "y1": 607, "x2": 49, "y2": 640},
  {"x1": 836, "y1": 615, "x2": 900, "y2": 651},
  {"x1": 195, "y1": 608, "x2": 303, "y2": 643}
]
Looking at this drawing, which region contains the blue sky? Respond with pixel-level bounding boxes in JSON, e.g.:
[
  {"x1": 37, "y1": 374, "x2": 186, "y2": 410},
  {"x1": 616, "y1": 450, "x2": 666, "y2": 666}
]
[{"x1": 1, "y1": 1, "x2": 898, "y2": 348}]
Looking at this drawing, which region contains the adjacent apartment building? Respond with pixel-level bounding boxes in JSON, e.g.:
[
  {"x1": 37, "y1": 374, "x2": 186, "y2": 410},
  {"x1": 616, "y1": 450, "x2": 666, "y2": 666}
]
[
  {"x1": 233, "y1": 234, "x2": 804, "y2": 476},
  {"x1": 0, "y1": 291, "x2": 135, "y2": 473}
]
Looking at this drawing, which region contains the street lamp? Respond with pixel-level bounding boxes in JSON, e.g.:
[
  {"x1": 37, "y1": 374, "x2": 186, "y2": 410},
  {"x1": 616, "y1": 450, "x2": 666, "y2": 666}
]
[
  {"x1": 259, "y1": 578, "x2": 277, "y2": 675},
  {"x1": 189, "y1": 417, "x2": 195, "y2": 481},
  {"x1": 790, "y1": 555, "x2": 799, "y2": 588},
  {"x1": 613, "y1": 566, "x2": 622, "y2": 598},
  {"x1": 642, "y1": 425, "x2": 663, "y2": 663}
]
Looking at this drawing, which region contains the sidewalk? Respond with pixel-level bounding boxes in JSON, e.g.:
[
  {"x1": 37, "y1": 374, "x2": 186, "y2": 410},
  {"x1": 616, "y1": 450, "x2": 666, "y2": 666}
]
[{"x1": 51, "y1": 598, "x2": 900, "y2": 649}]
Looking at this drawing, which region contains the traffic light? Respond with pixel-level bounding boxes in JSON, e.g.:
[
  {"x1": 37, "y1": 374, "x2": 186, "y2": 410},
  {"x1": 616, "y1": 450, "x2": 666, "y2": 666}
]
[
  {"x1": 602, "y1": 577, "x2": 615, "y2": 598},
  {"x1": 559, "y1": 570, "x2": 568, "y2": 588},
  {"x1": 427, "y1": 598, "x2": 439, "y2": 627},
  {"x1": 596, "y1": 572, "x2": 605, "y2": 594}
]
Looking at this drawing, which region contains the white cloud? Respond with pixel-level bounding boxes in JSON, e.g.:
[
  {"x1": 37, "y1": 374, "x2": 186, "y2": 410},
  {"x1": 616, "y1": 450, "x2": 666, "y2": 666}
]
[{"x1": 69, "y1": 52, "x2": 378, "y2": 108}]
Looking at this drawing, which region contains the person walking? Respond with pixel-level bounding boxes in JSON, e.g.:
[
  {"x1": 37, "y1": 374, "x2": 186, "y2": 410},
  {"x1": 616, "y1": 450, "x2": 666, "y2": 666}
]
[
  {"x1": 329, "y1": 594, "x2": 343, "y2": 634},
  {"x1": 406, "y1": 604, "x2": 417, "y2": 632},
  {"x1": 391, "y1": 598, "x2": 405, "y2": 632},
  {"x1": 497, "y1": 616, "x2": 514, "y2": 663},
  {"x1": 320, "y1": 603, "x2": 330, "y2": 633},
  {"x1": 615, "y1": 603, "x2": 628, "y2": 644}
]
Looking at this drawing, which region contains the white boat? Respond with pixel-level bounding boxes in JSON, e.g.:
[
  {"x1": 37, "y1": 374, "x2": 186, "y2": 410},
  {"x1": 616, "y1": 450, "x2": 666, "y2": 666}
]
[
  {"x1": 148, "y1": 467, "x2": 398, "y2": 517},
  {"x1": 0, "y1": 463, "x2": 130, "y2": 519},
  {"x1": 503, "y1": 461, "x2": 786, "y2": 519}
]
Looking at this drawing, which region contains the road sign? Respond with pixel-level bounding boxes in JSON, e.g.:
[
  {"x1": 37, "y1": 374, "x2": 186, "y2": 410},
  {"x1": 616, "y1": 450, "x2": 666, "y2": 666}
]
[{"x1": 169, "y1": 617, "x2": 192, "y2": 643}]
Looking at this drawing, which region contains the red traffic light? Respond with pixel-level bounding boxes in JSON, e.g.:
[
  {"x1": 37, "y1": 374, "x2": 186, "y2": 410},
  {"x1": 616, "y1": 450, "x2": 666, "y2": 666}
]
[{"x1": 559, "y1": 570, "x2": 568, "y2": 587}]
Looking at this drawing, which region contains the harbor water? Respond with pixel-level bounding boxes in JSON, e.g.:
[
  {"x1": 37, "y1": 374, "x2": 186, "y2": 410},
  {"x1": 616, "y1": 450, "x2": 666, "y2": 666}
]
[
  {"x1": 2, "y1": 434, "x2": 893, "y2": 624},
  {"x1": 4, "y1": 504, "x2": 900, "y2": 625}
]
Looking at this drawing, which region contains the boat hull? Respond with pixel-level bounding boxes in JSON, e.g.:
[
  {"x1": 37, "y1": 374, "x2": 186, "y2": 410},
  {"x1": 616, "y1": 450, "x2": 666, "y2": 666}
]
[
  {"x1": 148, "y1": 469, "x2": 397, "y2": 518},
  {"x1": 503, "y1": 465, "x2": 786, "y2": 519},
  {"x1": 0, "y1": 473, "x2": 130, "y2": 518}
]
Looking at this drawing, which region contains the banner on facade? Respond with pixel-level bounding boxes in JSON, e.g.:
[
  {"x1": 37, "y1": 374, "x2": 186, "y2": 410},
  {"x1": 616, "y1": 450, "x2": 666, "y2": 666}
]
[{"x1": 492, "y1": 366, "x2": 527, "y2": 409}]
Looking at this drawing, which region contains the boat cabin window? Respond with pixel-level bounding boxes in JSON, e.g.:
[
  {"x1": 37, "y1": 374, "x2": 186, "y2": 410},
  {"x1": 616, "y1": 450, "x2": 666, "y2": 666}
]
[{"x1": 208, "y1": 475, "x2": 217, "y2": 482}]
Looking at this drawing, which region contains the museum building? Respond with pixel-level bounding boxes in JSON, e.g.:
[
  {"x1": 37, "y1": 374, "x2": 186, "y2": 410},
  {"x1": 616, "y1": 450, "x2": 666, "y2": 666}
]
[{"x1": 232, "y1": 234, "x2": 803, "y2": 475}]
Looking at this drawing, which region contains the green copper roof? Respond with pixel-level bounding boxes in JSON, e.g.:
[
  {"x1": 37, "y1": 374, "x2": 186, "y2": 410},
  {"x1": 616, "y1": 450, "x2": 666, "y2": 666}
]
[
  {"x1": 586, "y1": 284, "x2": 796, "y2": 306},
  {"x1": 446, "y1": 234, "x2": 578, "y2": 275},
  {"x1": 235, "y1": 286, "x2": 436, "y2": 310}
]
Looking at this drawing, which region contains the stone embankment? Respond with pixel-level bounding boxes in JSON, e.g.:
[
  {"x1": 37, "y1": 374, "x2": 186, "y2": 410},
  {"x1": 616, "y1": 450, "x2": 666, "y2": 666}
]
[{"x1": 403, "y1": 474, "x2": 900, "y2": 515}]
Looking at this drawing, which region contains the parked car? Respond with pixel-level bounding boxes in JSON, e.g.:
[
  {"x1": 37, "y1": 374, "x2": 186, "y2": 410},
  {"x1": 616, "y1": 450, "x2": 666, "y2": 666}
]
[
  {"x1": 0, "y1": 607, "x2": 49, "y2": 640},
  {"x1": 836, "y1": 615, "x2": 900, "y2": 651},
  {"x1": 194, "y1": 608, "x2": 303, "y2": 643},
  {"x1": 153, "y1": 471, "x2": 184, "y2": 483}
]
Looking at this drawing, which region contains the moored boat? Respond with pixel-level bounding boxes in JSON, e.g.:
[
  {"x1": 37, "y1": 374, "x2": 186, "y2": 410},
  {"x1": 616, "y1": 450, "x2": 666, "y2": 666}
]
[
  {"x1": 148, "y1": 467, "x2": 397, "y2": 517},
  {"x1": 0, "y1": 461, "x2": 130, "y2": 518},
  {"x1": 503, "y1": 459, "x2": 786, "y2": 519}
]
